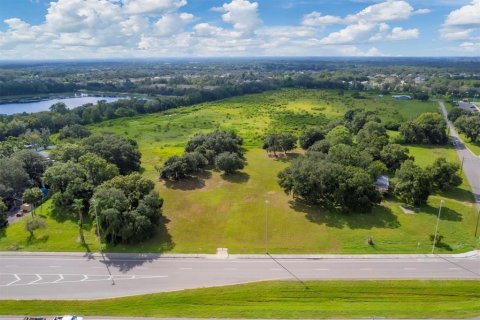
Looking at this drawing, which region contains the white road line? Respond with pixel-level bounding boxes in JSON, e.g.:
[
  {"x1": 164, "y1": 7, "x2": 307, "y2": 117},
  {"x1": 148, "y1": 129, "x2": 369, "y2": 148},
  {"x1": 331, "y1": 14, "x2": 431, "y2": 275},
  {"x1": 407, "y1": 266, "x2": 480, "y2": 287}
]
[
  {"x1": 27, "y1": 274, "x2": 42, "y2": 285},
  {"x1": 48, "y1": 265, "x2": 61, "y2": 268},
  {"x1": 315, "y1": 268, "x2": 329, "y2": 271},
  {"x1": 5, "y1": 274, "x2": 20, "y2": 286},
  {"x1": 360, "y1": 268, "x2": 372, "y2": 271},
  {"x1": 269, "y1": 268, "x2": 282, "y2": 271},
  {"x1": 92, "y1": 266, "x2": 104, "y2": 269},
  {"x1": 448, "y1": 267, "x2": 462, "y2": 270},
  {"x1": 404, "y1": 267, "x2": 417, "y2": 270},
  {"x1": 1, "y1": 275, "x2": 168, "y2": 286},
  {"x1": 179, "y1": 267, "x2": 192, "y2": 270},
  {"x1": 4, "y1": 265, "x2": 17, "y2": 268},
  {"x1": 223, "y1": 268, "x2": 237, "y2": 270},
  {"x1": 80, "y1": 275, "x2": 88, "y2": 282}
]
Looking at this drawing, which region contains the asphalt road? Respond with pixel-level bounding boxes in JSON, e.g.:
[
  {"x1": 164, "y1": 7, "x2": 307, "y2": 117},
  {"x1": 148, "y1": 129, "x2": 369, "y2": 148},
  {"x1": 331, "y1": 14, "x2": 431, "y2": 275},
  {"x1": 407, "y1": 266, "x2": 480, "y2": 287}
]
[
  {"x1": 439, "y1": 101, "x2": 480, "y2": 210},
  {"x1": 0, "y1": 252, "x2": 479, "y2": 300}
]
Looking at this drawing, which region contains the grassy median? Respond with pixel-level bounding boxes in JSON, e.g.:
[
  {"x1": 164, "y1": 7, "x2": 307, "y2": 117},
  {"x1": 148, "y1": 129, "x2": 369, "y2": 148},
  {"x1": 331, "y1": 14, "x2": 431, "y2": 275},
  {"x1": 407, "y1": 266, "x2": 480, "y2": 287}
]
[{"x1": 1, "y1": 281, "x2": 480, "y2": 318}]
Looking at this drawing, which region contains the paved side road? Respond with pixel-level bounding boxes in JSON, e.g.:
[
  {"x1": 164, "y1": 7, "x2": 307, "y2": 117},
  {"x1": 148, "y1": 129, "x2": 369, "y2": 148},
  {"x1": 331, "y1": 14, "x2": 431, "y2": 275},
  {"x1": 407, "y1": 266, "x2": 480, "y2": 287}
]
[
  {"x1": 0, "y1": 251, "x2": 479, "y2": 300},
  {"x1": 438, "y1": 101, "x2": 480, "y2": 210}
]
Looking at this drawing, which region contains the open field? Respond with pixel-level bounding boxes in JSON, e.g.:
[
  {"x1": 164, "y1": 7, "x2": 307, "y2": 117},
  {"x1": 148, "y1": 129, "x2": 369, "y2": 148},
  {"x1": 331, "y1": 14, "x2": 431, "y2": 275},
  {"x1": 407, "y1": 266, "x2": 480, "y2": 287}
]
[
  {"x1": 1, "y1": 281, "x2": 479, "y2": 319},
  {"x1": 1, "y1": 89, "x2": 478, "y2": 253}
]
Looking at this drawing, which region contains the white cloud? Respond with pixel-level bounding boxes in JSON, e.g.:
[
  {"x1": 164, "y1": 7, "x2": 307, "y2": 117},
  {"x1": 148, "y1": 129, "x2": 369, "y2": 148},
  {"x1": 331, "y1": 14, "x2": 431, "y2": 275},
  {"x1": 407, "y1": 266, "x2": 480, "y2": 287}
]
[
  {"x1": 441, "y1": 0, "x2": 480, "y2": 41},
  {"x1": 0, "y1": 0, "x2": 423, "y2": 58},
  {"x1": 319, "y1": 22, "x2": 377, "y2": 44},
  {"x1": 155, "y1": 13, "x2": 195, "y2": 37},
  {"x1": 346, "y1": 0, "x2": 415, "y2": 23},
  {"x1": 123, "y1": 0, "x2": 187, "y2": 15},
  {"x1": 443, "y1": 0, "x2": 480, "y2": 27},
  {"x1": 385, "y1": 27, "x2": 419, "y2": 40},
  {"x1": 302, "y1": 12, "x2": 344, "y2": 26},
  {"x1": 459, "y1": 41, "x2": 480, "y2": 52},
  {"x1": 304, "y1": 1, "x2": 422, "y2": 46},
  {"x1": 414, "y1": 8, "x2": 431, "y2": 14},
  {"x1": 218, "y1": 0, "x2": 262, "y2": 36}
]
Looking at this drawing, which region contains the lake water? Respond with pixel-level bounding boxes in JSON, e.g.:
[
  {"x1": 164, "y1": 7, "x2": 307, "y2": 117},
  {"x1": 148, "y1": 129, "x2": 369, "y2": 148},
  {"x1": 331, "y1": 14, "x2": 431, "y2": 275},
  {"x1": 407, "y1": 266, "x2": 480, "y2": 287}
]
[{"x1": 0, "y1": 96, "x2": 122, "y2": 115}]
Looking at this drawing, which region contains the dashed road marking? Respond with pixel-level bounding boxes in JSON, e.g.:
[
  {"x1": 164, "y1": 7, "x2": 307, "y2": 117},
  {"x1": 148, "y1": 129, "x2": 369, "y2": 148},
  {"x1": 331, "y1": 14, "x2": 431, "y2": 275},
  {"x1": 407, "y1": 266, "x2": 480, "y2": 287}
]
[
  {"x1": 179, "y1": 267, "x2": 193, "y2": 270},
  {"x1": 448, "y1": 267, "x2": 462, "y2": 270},
  {"x1": 403, "y1": 267, "x2": 417, "y2": 270},
  {"x1": 360, "y1": 268, "x2": 372, "y2": 271},
  {"x1": 223, "y1": 268, "x2": 237, "y2": 270},
  {"x1": 315, "y1": 268, "x2": 329, "y2": 271}
]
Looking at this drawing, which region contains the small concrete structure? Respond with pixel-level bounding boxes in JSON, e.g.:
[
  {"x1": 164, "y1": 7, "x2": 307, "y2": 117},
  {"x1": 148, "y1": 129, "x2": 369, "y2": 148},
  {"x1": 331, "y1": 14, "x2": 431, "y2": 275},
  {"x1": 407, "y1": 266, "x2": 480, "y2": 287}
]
[
  {"x1": 375, "y1": 175, "x2": 390, "y2": 193},
  {"x1": 216, "y1": 248, "x2": 229, "y2": 258},
  {"x1": 21, "y1": 203, "x2": 32, "y2": 213}
]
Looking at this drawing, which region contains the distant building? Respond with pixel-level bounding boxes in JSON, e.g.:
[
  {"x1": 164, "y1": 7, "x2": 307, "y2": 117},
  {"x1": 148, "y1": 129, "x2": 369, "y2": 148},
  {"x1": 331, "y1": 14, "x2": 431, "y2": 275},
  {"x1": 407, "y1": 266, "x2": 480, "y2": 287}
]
[
  {"x1": 375, "y1": 175, "x2": 390, "y2": 193},
  {"x1": 392, "y1": 95, "x2": 412, "y2": 100}
]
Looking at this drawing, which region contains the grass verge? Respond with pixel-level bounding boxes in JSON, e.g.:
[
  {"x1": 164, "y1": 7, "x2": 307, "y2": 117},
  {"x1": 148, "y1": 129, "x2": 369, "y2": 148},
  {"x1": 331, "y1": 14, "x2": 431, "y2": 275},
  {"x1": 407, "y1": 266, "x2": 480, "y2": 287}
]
[{"x1": 1, "y1": 281, "x2": 479, "y2": 319}]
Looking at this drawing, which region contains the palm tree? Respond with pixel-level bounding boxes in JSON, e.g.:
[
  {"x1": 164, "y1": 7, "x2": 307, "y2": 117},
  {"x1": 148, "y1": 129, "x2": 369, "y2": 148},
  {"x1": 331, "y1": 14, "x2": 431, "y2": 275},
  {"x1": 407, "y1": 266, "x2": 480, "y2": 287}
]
[{"x1": 73, "y1": 199, "x2": 85, "y2": 244}]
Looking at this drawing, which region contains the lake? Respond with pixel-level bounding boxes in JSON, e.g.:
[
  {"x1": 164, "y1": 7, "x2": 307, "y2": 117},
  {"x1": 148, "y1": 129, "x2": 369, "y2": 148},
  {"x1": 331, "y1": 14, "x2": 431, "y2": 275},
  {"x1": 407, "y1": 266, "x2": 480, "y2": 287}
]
[{"x1": 0, "y1": 96, "x2": 122, "y2": 115}]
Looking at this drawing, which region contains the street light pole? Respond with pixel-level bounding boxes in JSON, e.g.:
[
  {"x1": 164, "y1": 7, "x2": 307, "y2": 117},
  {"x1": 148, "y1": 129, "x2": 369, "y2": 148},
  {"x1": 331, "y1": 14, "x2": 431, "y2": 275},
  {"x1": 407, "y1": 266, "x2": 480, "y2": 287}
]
[
  {"x1": 91, "y1": 198, "x2": 101, "y2": 250},
  {"x1": 265, "y1": 199, "x2": 269, "y2": 254},
  {"x1": 432, "y1": 200, "x2": 444, "y2": 254}
]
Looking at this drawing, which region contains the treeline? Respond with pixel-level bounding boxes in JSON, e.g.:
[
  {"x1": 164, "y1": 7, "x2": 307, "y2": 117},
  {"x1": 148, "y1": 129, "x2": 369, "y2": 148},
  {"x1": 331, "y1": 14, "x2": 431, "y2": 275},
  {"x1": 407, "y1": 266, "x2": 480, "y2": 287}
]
[
  {"x1": 1, "y1": 130, "x2": 166, "y2": 246},
  {"x1": 0, "y1": 77, "x2": 349, "y2": 143},
  {"x1": 448, "y1": 108, "x2": 480, "y2": 143},
  {"x1": 272, "y1": 109, "x2": 460, "y2": 212}
]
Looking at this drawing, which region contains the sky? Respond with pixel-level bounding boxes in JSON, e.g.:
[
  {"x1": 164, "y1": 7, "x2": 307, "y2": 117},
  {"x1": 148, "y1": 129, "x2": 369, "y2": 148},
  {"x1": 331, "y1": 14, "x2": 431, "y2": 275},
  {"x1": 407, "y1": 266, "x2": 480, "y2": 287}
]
[{"x1": 0, "y1": 0, "x2": 478, "y2": 59}]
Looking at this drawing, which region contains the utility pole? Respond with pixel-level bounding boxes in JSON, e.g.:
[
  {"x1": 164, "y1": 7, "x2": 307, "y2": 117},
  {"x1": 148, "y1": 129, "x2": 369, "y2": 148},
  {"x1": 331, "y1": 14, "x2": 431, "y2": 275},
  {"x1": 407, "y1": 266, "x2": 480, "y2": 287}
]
[
  {"x1": 475, "y1": 208, "x2": 480, "y2": 237},
  {"x1": 265, "y1": 199, "x2": 269, "y2": 254},
  {"x1": 432, "y1": 200, "x2": 444, "y2": 254}
]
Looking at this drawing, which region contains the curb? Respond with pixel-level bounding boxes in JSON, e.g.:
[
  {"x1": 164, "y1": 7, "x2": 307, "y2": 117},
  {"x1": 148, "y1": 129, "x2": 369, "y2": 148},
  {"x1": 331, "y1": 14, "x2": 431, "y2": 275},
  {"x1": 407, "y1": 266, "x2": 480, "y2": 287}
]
[{"x1": 0, "y1": 250, "x2": 478, "y2": 260}]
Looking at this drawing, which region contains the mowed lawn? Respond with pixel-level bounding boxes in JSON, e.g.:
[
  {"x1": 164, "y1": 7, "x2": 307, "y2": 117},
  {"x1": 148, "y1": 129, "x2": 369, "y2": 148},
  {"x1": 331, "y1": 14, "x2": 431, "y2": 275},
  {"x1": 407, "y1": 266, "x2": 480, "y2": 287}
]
[
  {"x1": 1, "y1": 281, "x2": 480, "y2": 319},
  {"x1": 1, "y1": 89, "x2": 478, "y2": 253},
  {"x1": 458, "y1": 133, "x2": 480, "y2": 156}
]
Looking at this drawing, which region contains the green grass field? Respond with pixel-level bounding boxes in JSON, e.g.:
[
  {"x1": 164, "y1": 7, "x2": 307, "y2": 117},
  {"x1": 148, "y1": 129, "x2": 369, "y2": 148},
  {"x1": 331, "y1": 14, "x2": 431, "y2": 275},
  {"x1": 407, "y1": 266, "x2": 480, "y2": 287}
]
[
  {"x1": 1, "y1": 281, "x2": 479, "y2": 319},
  {"x1": 458, "y1": 133, "x2": 480, "y2": 156},
  {"x1": 1, "y1": 89, "x2": 478, "y2": 254}
]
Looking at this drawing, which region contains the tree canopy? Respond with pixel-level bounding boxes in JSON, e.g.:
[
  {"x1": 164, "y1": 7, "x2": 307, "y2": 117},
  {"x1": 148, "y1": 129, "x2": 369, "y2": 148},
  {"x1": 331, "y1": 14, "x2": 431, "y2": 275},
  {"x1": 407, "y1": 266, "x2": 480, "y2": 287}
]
[
  {"x1": 278, "y1": 154, "x2": 381, "y2": 213},
  {"x1": 394, "y1": 160, "x2": 432, "y2": 206},
  {"x1": 215, "y1": 152, "x2": 245, "y2": 175},
  {"x1": 82, "y1": 134, "x2": 141, "y2": 174},
  {"x1": 400, "y1": 113, "x2": 448, "y2": 144},
  {"x1": 455, "y1": 114, "x2": 480, "y2": 142},
  {"x1": 263, "y1": 133, "x2": 297, "y2": 156},
  {"x1": 91, "y1": 174, "x2": 164, "y2": 244}
]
